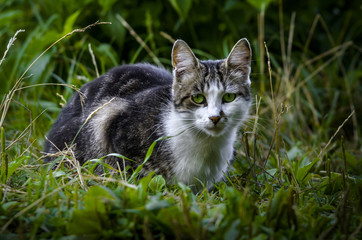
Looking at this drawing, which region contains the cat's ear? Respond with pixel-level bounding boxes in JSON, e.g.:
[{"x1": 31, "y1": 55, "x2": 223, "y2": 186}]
[
  {"x1": 172, "y1": 40, "x2": 199, "y2": 79},
  {"x1": 225, "y1": 38, "x2": 252, "y2": 82}
]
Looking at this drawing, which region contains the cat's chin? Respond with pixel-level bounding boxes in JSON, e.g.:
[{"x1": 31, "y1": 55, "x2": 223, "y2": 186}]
[{"x1": 202, "y1": 126, "x2": 226, "y2": 137}]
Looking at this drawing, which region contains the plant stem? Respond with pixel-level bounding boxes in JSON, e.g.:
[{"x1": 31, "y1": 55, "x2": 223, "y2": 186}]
[{"x1": 1, "y1": 127, "x2": 8, "y2": 183}]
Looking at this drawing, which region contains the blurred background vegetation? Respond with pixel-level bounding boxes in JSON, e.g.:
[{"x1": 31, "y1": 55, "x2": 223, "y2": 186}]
[
  {"x1": 0, "y1": 0, "x2": 361, "y2": 238},
  {"x1": 1, "y1": 0, "x2": 361, "y2": 150}
]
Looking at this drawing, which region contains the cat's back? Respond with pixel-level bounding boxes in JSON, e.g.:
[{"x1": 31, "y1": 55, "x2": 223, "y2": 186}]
[
  {"x1": 82, "y1": 63, "x2": 173, "y2": 102},
  {"x1": 48, "y1": 63, "x2": 172, "y2": 128},
  {"x1": 44, "y1": 63, "x2": 173, "y2": 161}
]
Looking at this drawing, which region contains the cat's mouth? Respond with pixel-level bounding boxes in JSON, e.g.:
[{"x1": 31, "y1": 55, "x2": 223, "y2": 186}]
[{"x1": 203, "y1": 124, "x2": 225, "y2": 136}]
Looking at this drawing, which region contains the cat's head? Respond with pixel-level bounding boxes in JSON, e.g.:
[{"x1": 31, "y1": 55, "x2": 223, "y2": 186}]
[{"x1": 171, "y1": 39, "x2": 252, "y2": 137}]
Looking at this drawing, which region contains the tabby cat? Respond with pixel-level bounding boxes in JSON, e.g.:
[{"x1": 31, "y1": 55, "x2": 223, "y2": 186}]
[{"x1": 44, "y1": 39, "x2": 252, "y2": 190}]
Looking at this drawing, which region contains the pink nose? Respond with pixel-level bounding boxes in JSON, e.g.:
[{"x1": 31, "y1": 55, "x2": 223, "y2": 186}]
[{"x1": 209, "y1": 116, "x2": 221, "y2": 125}]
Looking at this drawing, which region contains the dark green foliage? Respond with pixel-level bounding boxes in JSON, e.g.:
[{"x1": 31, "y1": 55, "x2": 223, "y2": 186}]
[{"x1": 0, "y1": 0, "x2": 361, "y2": 239}]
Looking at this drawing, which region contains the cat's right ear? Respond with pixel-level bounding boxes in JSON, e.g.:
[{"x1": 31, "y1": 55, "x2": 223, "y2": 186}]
[{"x1": 172, "y1": 40, "x2": 199, "y2": 79}]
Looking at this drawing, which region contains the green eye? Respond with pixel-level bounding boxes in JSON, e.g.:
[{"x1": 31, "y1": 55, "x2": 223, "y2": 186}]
[
  {"x1": 191, "y1": 94, "x2": 206, "y2": 104},
  {"x1": 223, "y1": 93, "x2": 236, "y2": 103}
]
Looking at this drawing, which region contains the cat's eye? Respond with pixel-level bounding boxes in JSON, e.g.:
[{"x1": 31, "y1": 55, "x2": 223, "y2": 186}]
[
  {"x1": 223, "y1": 93, "x2": 236, "y2": 103},
  {"x1": 191, "y1": 94, "x2": 206, "y2": 104}
]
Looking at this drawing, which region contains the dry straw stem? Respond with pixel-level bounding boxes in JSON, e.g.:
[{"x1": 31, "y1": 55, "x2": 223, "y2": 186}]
[
  {"x1": 160, "y1": 31, "x2": 176, "y2": 43},
  {"x1": 88, "y1": 43, "x2": 100, "y2": 78},
  {"x1": 251, "y1": 95, "x2": 262, "y2": 142},
  {"x1": 1, "y1": 127, "x2": 7, "y2": 182},
  {"x1": 0, "y1": 29, "x2": 25, "y2": 67},
  {"x1": 293, "y1": 41, "x2": 353, "y2": 94},
  {"x1": 0, "y1": 21, "x2": 111, "y2": 129},
  {"x1": 82, "y1": 174, "x2": 138, "y2": 189},
  {"x1": 17, "y1": 83, "x2": 86, "y2": 108},
  {"x1": 44, "y1": 97, "x2": 116, "y2": 180},
  {"x1": 0, "y1": 182, "x2": 26, "y2": 195},
  {"x1": 285, "y1": 13, "x2": 354, "y2": 105},
  {"x1": 318, "y1": 110, "x2": 355, "y2": 160},
  {"x1": 116, "y1": 14, "x2": 162, "y2": 67},
  {"x1": 70, "y1": 148, "x2": 86, "y2": 190},
  {"x1": 263, "y1": 41, "x2": 276, "y2": 117},
  {"x1": 79, "y1": 97, "x2": 115, "y2": 136},
  {"x1": 262, "y1": 41, "x2": 279, "y2": 172},
  {"x1": 5, "y1": 109, "x2": 46, "y2": 151}
]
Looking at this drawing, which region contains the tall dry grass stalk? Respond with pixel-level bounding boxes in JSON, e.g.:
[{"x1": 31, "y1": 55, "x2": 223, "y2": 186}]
[{"x1": 0, "y1": 21, "x2": 111, "y2": 130}]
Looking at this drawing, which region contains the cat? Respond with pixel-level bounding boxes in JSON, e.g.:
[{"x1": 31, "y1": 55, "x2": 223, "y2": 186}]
[{"x1": 44, "y1": 38, "x2": 252, "y2": 190}]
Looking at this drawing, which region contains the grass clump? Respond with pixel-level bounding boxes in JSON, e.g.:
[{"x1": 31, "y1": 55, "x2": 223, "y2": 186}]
[{"x1": 0, "y1": 1, "x2": 361, "y2": 239}]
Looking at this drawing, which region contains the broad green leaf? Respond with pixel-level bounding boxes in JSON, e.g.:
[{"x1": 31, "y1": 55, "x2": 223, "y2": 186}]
[
  {"x1": 260, "y1": 181, "x2": 273, "y2": 198},
  {"x1": 107, "y1": 153, "x2": 135, "y2": 162},
  {"x1": 67, "y1": 209, "x2": 103, "y2": 234},
  {"x1": 268, "y1": 187, "x2": 288, "y2": 220},
  {"x1": 145, "y1": 195, "x2": 172, "y2": 211},
  {"x1": 84, "y1": 185, "x2": 117, "y2": 213},
  {"x1": 61, "y1": 10, "x2": 81, "y2": 35},
  {"x1": 129, "y1": 136, "x2": 168, "y2": 182},
  {"x1": 296, "y1": 158, "x2": 319, "y2": 183},
  {"x1": 67, "y1": 186, "x2": 118, "y2": 234},
  {"x1": 149, "y1": 175, "x2": 166, "y2": 192},
  {"x1": 139, "y1": 172, "x2": 155, "y2": 194},
  {"x1": 6, "y1": 155, "x2": 29, "y2": 181},
  {"x1": 287, "y1": 145, "x2": 303, "y2": 161},
  {"x1": 29, "y1": 52, "x2": 52, "y2": 83},
  {"x1": 344, "y1": 150, "x2": 359, "y2": 170},
  {"x1": 2, "y1": 201, "x2": 20, "y2": 211},
  {"x1": 53, "y1": 170, "x2": 67, "y2": 178},
  {"x1": 224, "y1": 219, "x2": 240, "y2": 240}
]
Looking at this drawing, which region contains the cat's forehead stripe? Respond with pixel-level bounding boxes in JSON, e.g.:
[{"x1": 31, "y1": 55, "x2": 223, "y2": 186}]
[{"x1": 200, "y1": 61, "x2": 225, "y2": 88}]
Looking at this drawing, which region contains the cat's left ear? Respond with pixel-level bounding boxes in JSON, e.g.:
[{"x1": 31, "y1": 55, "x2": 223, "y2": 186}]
[{"x1": 225, "y1": 38, "x2": 252, "y2": 82}]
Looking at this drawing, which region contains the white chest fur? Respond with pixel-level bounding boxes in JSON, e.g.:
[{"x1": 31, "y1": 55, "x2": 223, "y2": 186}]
[{"x1": 164, "y1": 110, "x2": 239, "y2": 189}]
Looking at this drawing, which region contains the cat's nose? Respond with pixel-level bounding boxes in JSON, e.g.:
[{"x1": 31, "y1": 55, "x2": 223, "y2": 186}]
[{"x1": 209, "y1": 115, "x2": 221, "y2": 125}]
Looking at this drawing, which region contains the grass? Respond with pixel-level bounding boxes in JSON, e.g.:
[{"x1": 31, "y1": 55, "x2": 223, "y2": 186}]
[{"x1": 0, "y1": 3, "x2": 361, "y2": 239}]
